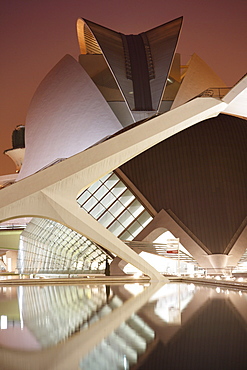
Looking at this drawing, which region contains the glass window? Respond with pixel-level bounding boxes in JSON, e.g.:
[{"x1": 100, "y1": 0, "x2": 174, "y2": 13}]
[
  {"x1": 118, "y1": 210, "x2": 134, "y2": 227},
  {"x1": 101, "y1": 192, "x2": 116, "y2": 208},
  {"x1": 126, "y1": 221, "x2": 143, "y2": 238},
  {"x1": 90, "y1": 203, "x2": 106, "y2": 219},
  {"x1": 119, "y1": 230, "x2": 132, "y2": 241},
  {"x1": 100, "y1": 172, "x2": 112, "y2": 183},
  {"x1": 119, "y1": 190, "x2": 135, "y2": 207},
  {"x1": 108, "y1": 221, "x2": 125, "y2": 236},
  {"x1": 94, "y1": 185, "x2": 109, "y2": 201},
  {"x1": 104, "y1": 173, "x2": 119, "y2": 190},
  {"x1": 108, "y1": 201, "x2": 125, "y2": 218},
  {"x1": 88, "y1": 180, "x2": 102, "y2": 194},
  {"x1": 77, "y1": 190, "x2": 91, "y2": 206},
  {"x1": 75, "y1": 172, "x2": 154, "y2": 247},
  {"x1": 137, "y1": 211, "x2": 153, "y2": 228},
  {"x1": 83, "y1": 196, "x2": 98, "y2": 212},
  {"x1": 128, "y1": 199, "x2": 144, "y2": 218},
  {"x1": 111, "y1": 181, "x2": 127, "y2": 197},
  {"x1": 98, "y1": 212, "x2": 115, "y2": 227}
]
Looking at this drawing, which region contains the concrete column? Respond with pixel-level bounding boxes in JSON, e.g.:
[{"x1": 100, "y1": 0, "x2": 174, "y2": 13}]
[{"x1": 5, "y1": 250, "x2": 18, "y2": 272}]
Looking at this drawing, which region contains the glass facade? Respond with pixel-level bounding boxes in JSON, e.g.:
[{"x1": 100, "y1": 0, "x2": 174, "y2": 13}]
[
  {"x1": 77, "y1": 172, "x2": 153, "y2": 241},
  {"x1": 17, "y1": 218, "x2": 111, "y2": 274}
]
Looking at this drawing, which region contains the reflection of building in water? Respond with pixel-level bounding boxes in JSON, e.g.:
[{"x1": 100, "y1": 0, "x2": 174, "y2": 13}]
[
  {"x1": 19, "y1": 285, "x2": 109, "y2": 348},
  {"x1": 0, "y1": 283, "x2": 247, "y2": 369},
  {"x1": 18, "y1": 283, "x2": 156, "y2": 368},
  {"x1": 151, "y1": 283, "x2": 194, "y2": 324},
  {"x1": 0, "y1": 16, "x2": 247, "y2": 280},
  {"x1": 137, "y1": 286, "x2": 247, "y2": 369},
  {"x1": 80, "y1": 312, "x2": 155, "y2": 370}
]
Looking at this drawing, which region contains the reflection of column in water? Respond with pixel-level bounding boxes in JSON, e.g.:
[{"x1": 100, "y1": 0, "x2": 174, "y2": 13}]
[
  {"x1": 20, "y1": 285, "x2": 108, "y2": 348},
  {"x1": 105, "y1": 285, "x2": 110, "y2": 301},
  {"x1": 17, "y1": 286, "x2": 24, "y2": 329},
  {"x1": 123, "y1": 354, "x2": 129, "y2": 370},
  {"x1": 105, "y1": 259, "x2": 110, "y2": 276}
]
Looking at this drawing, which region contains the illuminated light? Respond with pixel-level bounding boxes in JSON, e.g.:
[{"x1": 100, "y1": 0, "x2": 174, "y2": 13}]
[
  {"x1": 189, "y1": 274, "x2": 194, "y2": 278},
  {"x1": 188, "y1": 283, "x2": 195, "y2": 291},
  {"x1": 226, "y1": 290, "x2": 229, "y2": 294},
  {"x1": 123, "y1": 355, "x2": 128, "y2": 370},
  {"x1": 216, "y1": 287, "x2": 220, "y2": 293},
  {"x1": 124, "y1": 283, "x2": 144, "y2": 296},
  {"x1": 0, "y1": 315, "x2": 7, "y2": 329},
  {"x1": 133, "y1": 272, "x2": 143, "y2": 278},
  {"x1": 215, "y1": 276, "x2": 221, "y2": 280},
  {"x1": 239, "y1": 291, "x2": 242, "y2": 296},
  {"x1": 238, "y1": 277, "x2": 244, "y2": 282}
]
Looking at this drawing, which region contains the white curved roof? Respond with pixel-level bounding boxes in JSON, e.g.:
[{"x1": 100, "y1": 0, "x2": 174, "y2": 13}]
[
  {"x1": 171, "y1": 54, "x2": 226, "y2": 109},
  {"x1": 18, "y1": 55, "x2": 122, "y2": 180},
  {"x1": 223, "y1": 74, "x2": 247, "y2": 118}
]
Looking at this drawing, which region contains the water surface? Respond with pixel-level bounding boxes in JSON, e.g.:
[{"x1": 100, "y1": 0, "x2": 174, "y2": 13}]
[{"x1": 0, "y1": 282, "x2": 246, "y2": 369}]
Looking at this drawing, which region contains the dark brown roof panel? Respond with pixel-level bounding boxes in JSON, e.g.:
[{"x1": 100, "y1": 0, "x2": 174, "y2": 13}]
[{"x1": 120, "y1": 114, "x2": 247, "y2": 254}]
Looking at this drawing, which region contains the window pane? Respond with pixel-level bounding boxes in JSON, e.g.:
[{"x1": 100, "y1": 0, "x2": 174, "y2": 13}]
[
  {"x1": 94, "y1": 185, "x2": 109, "y2": 201},
  {"x1": 100, "y1": 172, "x2": 112, "y2": 183},
  {"x1": 83, "y1": 196, "x2": 98, "y2": 212},
  {"x1": 118, "y1": 210, "x2": 134, "y2": 227},
  {"x1": 128, "y1": 199, "x2": 144, "y2": 217},
  {"x1": 119, "y1": 190, "x2": 135, "y2": 207},
  {"x1": 108, "y1": 221, "x2": 125, "y2": 236},
  {"x1": 104, "y1": 173, "x2": 119, "y2": 190},
  {"x1": 98, "y1": 212, "x2": 114, "y2": 227},
  {"x1": 111, "y1": 181, "x2": 127, "y2": 197},
  {"x1": 90, "y1": 203, "x2": 106, "y2": 219},
  {"x1": 119, "y1": 230, "x2": 132, "y2": 241},
  {"x1": 108, "y1": 201, "x2": 125, "y2": 218},
  {"x1": 101, "y1": 192, "x2": 116, "y2": 208},
  {"x1": 77, "y1": 191, "x2": 90, "y2": 206},
  {"x1": 88, "y1": 180, "x2": 102, "y2": 194},
  {"x1": 137, "y1": 211, "x2": 153, "y2": 228},
  {"x1": 127, "y1": 221, "x2": 143, "y2": 238}
]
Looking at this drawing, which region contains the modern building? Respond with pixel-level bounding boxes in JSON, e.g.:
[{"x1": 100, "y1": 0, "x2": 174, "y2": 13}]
[{"x1": 0, "y1": 17, "x2": 246, "y2": 279}]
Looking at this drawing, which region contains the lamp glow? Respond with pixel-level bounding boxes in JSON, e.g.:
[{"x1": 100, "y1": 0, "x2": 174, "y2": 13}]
[{"x1": 0, "y1": 315, "x2": 7, "y2": 329}]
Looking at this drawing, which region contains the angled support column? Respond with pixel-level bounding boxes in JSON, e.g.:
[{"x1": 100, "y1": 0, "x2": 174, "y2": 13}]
[{"x1": 0, "y1": 98, "x2": 226, "y2": 281}]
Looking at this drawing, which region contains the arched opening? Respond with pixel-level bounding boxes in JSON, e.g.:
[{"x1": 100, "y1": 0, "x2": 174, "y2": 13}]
[{"x1": 0, "y1": 217, "x2": 113, "y2": 277}]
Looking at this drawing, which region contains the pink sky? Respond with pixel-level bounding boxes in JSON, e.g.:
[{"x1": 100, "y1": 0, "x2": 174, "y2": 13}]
[{"x1": 1, "y1": 0, "x2": 246, "y2": 175}]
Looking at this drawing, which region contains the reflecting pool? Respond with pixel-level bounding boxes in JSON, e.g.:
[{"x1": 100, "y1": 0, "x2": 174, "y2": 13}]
[{"x1": 0, "y1": 282, "x2": 247, "y2": 369}]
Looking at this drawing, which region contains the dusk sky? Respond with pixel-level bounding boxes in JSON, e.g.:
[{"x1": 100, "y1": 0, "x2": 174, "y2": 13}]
[{"x1": 1, "y1": 0, "x2": 246, "y2": 175}]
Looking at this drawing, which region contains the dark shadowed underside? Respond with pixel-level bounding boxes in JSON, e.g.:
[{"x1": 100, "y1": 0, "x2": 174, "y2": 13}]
[{"x1": 120, "y1": 114, "x2": 247, "y2": 254}]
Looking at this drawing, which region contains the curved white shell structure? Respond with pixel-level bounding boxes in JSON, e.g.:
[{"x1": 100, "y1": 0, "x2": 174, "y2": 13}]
[{"x1": 18, "y1": 55, "x2": 122, "y2": 180}]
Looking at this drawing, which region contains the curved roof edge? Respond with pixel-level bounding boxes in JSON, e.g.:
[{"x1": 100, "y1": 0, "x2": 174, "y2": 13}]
[
  {"x1": 18, "y1": 54, "x2": 122, "y2": 180},
  {"x1": 223, "y1": 74, "x2": 247, "y2": 118}
]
